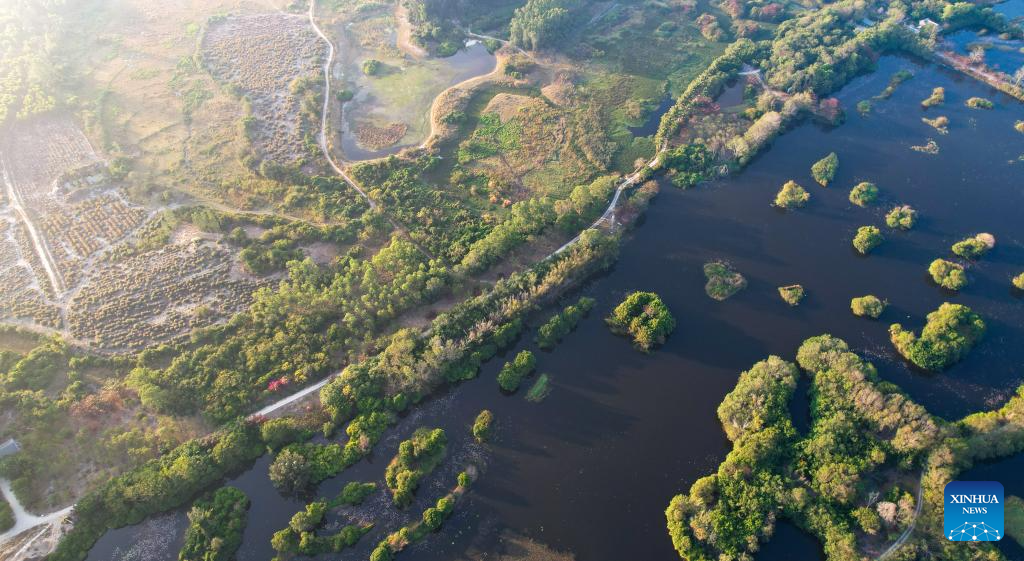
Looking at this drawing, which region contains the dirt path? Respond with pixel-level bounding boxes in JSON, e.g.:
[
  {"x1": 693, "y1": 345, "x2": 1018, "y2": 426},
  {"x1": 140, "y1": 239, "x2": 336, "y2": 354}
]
[
  {"x1": 0, "y1": 478, "x2": 73, "y2": 547},
  {"x1": 395, "y1": 3, "x2": 428, "y2": 60},
  {"x1": 877, "y1": 473, "x2": 925, "y2": 560},
  {"x1": 0, "y1": 156, "x2": 66, "y2": 296}
]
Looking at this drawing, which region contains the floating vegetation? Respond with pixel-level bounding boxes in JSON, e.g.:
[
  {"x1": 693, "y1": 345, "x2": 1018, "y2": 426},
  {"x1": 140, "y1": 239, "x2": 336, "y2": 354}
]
[
  {"x1": 848, "y1": 182, "x2": 879, "y2": 207},
  {"x1": 778, "y1": 285, "x2": 805, "y2": 306},
  {"x1": 911, "y1": 139, "x2": 939, "y2": 154},
  {"x1": 497, "y1": 351, "x2": 537, "y2": 392},
  {"x1": 929, "y1": 258, "x2": 968, "y2": 290},
  {"x1": 921, "y1": 87, "x2": 945, "y2": 107},
  {"x1": 851, "y1": 295, "x2": 886, "y2": 318},
  {"x1": 472, "y1": 410, "x2": 494, "y2": 443},
  {"x1": 922, "y1": 115, "x2": 949, "y2": 134},
  {"x1": 1016, "y1": 121, "x2": 1024, "y2": 134},
  {"x1": 525, "y1": 374, "x2": 552, "y2": 402},
  {"x1": 852, "y1": 226, "x2": 883, "y2": 254},
  {"x1": 703, "y1": 261, "x2": 747, "y2": 301},
  {"x1": 965, "y1": 96, "x2": 994, "y2": 109},
  {"x1": 857, "y1": 100, "x2": 872, "y2": 114},
  {"x1": 1014, "y1": 273, "x2": 1024, "y2": 290},
  {"x1": 536, "y1": 296, "x2": 595, "y2": 350},
  {"x1": 811, "y1": 152, "x2": 839, "y2": 186},
  {"x1": 885, "y1": 205, "x2": 918, "y2": 230},
  {"x1": 774, "y1": 180, "x2": 810, "y2": 209}
]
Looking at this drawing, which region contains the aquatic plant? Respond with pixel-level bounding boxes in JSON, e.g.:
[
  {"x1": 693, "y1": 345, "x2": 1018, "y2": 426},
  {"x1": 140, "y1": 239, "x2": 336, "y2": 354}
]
[
  {"x1": 848, "y1": 182, "x2": 878, "y2": 207},
  {"x1": 921, "y1": 87, "x2": 945, "y2": 107},
  {"x1": 910, "y1": 139, "x2": 939, "y2": 154},
  {"x1": 857, "y1": 100, "x2": 872, "y2": 114},
  {"x1": 951, "y1": 234, "x2": 994, "y2": 259},
  {"x1": 965, "y1": 96, "x2": 994, "y2": 109},
  {"x1": 929, "y1": 259, "x2": 968, "y2": 290},
  {"x1": 525, "y1": 374, "x2": 551, "y2": 402},
  {"x1": 535, "y1": 297, "x2": 595, "y2": 350},
  {"x1": 607, "y1": 291, "x2": 676, "y2": 350},
  {"x1": 885, "y1": 205, "x2": 917, "y2": 230},
  {"x1": 497, "y1": 350, "x2": 537, "y2": 392},
  {"x1": 774, "y1": 180, "x2": 810, "y2": 209},
  {"x1": 889, "y1": 302, "x2": 985, "y2": 371},
  {"x1": 851, "y1": 295, "x2": 886, "y2": 318},
  {"x1": 1016, "y1": 121, "x2": 1024, "y2": 134},
  {"x1": 811, "y1": 152, "x2": 839, "y2": 186},
  {"x1": 703, "y1": 261, "x2": 747, "y2": 301},
  {"x1": 852, "y1": 226, "x2": 883, "y2": 254},
  {"x1": 1015, "y1": 273, "x2": 1024, "y2": 290},
  {"x1": 472, "y1": 410, "x2": 493, "y2": 443},
  {"x1": 778, "y1": 285, "x2": 805, "y2": 306},
  {"x1": 331, "y1": 481, "x2": 377, "y2": 507}
]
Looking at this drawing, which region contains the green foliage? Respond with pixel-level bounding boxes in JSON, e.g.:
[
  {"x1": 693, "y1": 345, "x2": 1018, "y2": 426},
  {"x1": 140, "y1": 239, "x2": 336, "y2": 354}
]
[
  {"x1": 929, "y1": 259, "x2": 967, "y2": 290},
  {"x1": 260, "y1": 418, "x2": 312, "y2": 451},
  {"x1": 1007, "y1": 495, "x2": 1024, "y2": 546},
  {"x1": 848, "y1": 182, "x2": 878, "y2": 207},
  {"x1": 856, "y1": 100, "x2": 872, "y2": 114},
  {"x1": 965, "y1": 96, "x2": 994, "y2": 109},
  {"x1": 663, "y1": 144, "x2": 717, "y2": 189},
  {"x1": 269, "y1": 443, "x2": 346, "y2": 494},
  {"x1": 271, "y1": 499, "x2": 370, "y2": 557},
  {"x1": 472, "y1": 410, "x2": 494, "y2": 443},
  {"x1": 874, "y1": 69, "x2": 913, "y2": 100},
  {"x1": 606, "y1": 291, "x2": 676, "y2": 351},
  {"x1": 852, "y1": 226, "x2": 883, "y2": 255},
  {"x1": 525, "y1": 374, "x2": 551, "y2": 402},
  {"x1": 457, "y1": 112, "x2": 523, "y2": 164},
  {"x1": 811, "y1": 152, "x2": 839, "y2": 187},
  {"x1": 885, "y1": 205, "x2": 917, "y2": 230},
  {"x1": 778, "y1": 285, "x2": 805, "y2": 306},
  {"x1": 535, "y1": 297, "x2": 595, "y2": 350},
  {"x1": 0, "y1": 492, "x2": 12, "y2": 533},
  {"x1": 497, "y1": 350, "x2": 537, "y2": 392},
  {"x1": 850, "y1": 295, "x2": 885, "y2": 319},
  {"x1": 384, "y1": 428, "x2": 447, "y2": 507},
  {"x1": 889, "y1": 303, "x2": 986, "y2": 371},
  {"x1": 951, "y1": 236, "x2": 991, "y2": 259},
  {"x1": 852, "y1": 506, "x2": 882, "y2": 535},
  {"x1": 774, "y1": 180, "x2": 810, "y2": 209},
  {"x1": 362, "y1": 59, "x2": 382, "y2": 76},
  {"x1": 331, "y1": 481, "x2": 377, "y2": 507},
  {"x1": 717, "y1": 356, "x2": 799, "y2": 442},
  {"x1": 179, "y1": 487, "x2": 249, "y2": 561},
  {"x1": 703, "y1": 261, "x2": 746, "y2": 300},
  {"x1": 509, "y1": 0, "x2": 582, "y2": 50},
  {"x1": 1014, "y1": 273, "x2": 1024, "y2": 290},
  {"x1": 921, "y1": 87, "x2": 945, "y2": 107}
]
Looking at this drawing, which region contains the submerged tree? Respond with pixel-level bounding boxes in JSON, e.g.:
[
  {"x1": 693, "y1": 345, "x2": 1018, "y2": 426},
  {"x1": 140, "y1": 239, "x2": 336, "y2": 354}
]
[
  {"x1": 885, "y1": 205, "x2": 918, "y2": 230},
  {"x1": 774, "y1": 180, "x2": 810, "y2": 209},
  {"x1": 851, "y1": 295, "x2": 886, "y2": 318},
  {"x1": 848, "y1": 182, "x2": 879, "y2": 207},
  {"x1": 811, "y1": 152, "x2": 839, "y2": 186},
  {"x1": 929, "y1": 259, "x2": 967, "y2": 290},
  {"x1": 852, "y1": 226, "x2": 883, "y2": 254}
]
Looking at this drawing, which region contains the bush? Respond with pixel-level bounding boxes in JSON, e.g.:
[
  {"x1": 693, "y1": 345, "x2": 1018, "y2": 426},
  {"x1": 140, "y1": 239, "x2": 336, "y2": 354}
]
[
  {"x1": 535, "y1": 297, "x2": 595, "y2": 350},
  {"x1": 778, "y1": 285, "x2": 805, "y2": 306},
  {"x1": 269, "y1": 443, "x2": 345, "y2": 494},
  {"x1": 850, "y1": 295, "x2": 885, "y2": 318},
  {"x1": 0, "y1": 493, "x2": 12, "y2": 533},
  {"x1": 384, "y1": 427, "x2": 447, "y2": 507},
  {"x1": 703, "y1": 261, "x2": 747, "y2": 300},
  {"x1": 965, "y1": 97, "x2": 994, "y2": 109},
  {"x1": 852, "y1": 226, "x2": 883, "y2": 254},
  {"x1": 885, "y1": 205, "x2": 917, "y2": 230},
  {"x1": 332, "y1": 481, "x2": 377, "y2": 507},
  {"x1": 472, "y1": 410, "x2": 493, "y2": 442},
  {"x1": 497, "y1": 350, "x2": 537, "y2": 392},
  {"x1": 525, "y1": 374, "x2": 551, "y2": 402},
  {"x1": 811, "y1": 152, "x2": 839, "y2": 186},
  {"x1": 929, "y1": 259, "x2": 967, "y2": 290},
  {"x1": 362, "y1": 59, "x2": 382, "y2": 75},
  {"x1": 606, "y1": 291, "x2": 676, "y2": 350},
  {"x1": 774, "y1": 181, "x2": 810, "y2": 209},
  {"x1": 180, "y1": 487, "x2": 249, "y2": 561},
  {"x1": 889, "y1": 302, "x2": 985, "y2": 371},
  {"x1": 1014, "y1": 273, "x2": 1024, "y2": 290},
  {"x1": 951, "y1": 235, "x2": 993, "y2": 259},
  {"x1": 848, "y1": 182, "x2": 878, "y2": 207},
  {"x1": 921, "y1": 87, "x2": 944, "y2": 107}
]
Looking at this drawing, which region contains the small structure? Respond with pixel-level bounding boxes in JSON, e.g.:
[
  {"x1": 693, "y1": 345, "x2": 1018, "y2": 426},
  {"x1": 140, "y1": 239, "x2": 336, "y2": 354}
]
[
  {"x1": 0, "y1": 439, "x2": 19, "y2": 458},
  {"x1": 918, "y1": 18, "x2": 939, "y2": 31}
]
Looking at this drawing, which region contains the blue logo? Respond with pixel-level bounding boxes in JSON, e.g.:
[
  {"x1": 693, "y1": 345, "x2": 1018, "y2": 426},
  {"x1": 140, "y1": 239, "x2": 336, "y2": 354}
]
[{"x1": 944, "y1": 481, "x2": 1004, "y2": 542}]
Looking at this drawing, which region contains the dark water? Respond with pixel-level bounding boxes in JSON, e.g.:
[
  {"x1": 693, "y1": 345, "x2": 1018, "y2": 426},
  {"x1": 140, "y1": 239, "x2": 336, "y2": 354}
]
[
  {"x1": 629, "y1": 95, "x2": 674, "y2": 137},
  {"x1": 995, "y1": 0, "x2": 1024, "y2": 23},
  {"x1": 86, "y1": 56, "x2": 1024, "y2": 561},
  {"x1": 960, "y1": 454, "x2": 1024, "y2": 560}
]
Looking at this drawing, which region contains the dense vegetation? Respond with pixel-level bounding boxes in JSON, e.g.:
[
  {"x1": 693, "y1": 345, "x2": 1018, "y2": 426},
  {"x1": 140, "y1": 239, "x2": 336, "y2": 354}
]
[
  {"x1": 774, "y1": 180, "x2": 810, "y2": 209},
  {"x1": 848, "y1": 182, "x2": 878, "y2": 207},
  {"x1": 270, "y1": 499, "x2": 371, "y2": 559},
  {"x1": 703, "y1": 261, "x2": 746, "y2": 301},
  {"x1": 1014, "y1": 273, "x2": 1024, "y2": 291},
  {"x1": 179, "y1": 487, "x2": 249, "y2": 561},
  {"x1": 852, "y1": 226, "x2": 883, "y2": 254},
  {"x1": 965, "y1": 96, "x2": 994, "y2": 109},
  {"x1": 921, "y1": 87, "x2": 945, "y2": 107},
  {"x1": 778, "y1": 285, "x2": 805, "y2": 306},
  {"x1": 508, "y1": 0, "x2": 582, "y2": 51},
  {"x1": 385, "y1": 427, "x2": 447, "y2": 506},
  {"x1": 850, "y1": 295, "x2": 885, "y2": 319},
  {"x1": 333, "y1": 481, "x2": 377, "y2": 507},
  {"x1": 606, "y1": 291, "x2": 676, "y2": 351},
  {"x1": 535, "y1": 296, "x2": 595, "y2": 350},
  {"x1": 472, "y1": 410, "x2": 493, "y2": 443},
  {"x1": 885, "y1": 205, "x2": 918, "y2": 230},
  {"x1": 889, "y1": 303, "x2": 986, "y2": 371},
  {"x1": 371, "y1": 471, "x2": 470, "y2": 561},
  {"x1": 928, "y1": 258, "x2": 967, "y2": 290},
  {"x1": 811, "y1": 152, "x2": 839, "y2": 186},
  {"x1": 951, "y1": 235, "x2": 992, "y2": 259},
  {"x1": 0, "y1": 493, "x2": 13, "y2": 533},
  {"x1": 268, "y1": 442, "x2": 347, "y2": 494},
  {"x1": 497, "y1": 350, "x2": 537, "y2": 392}
]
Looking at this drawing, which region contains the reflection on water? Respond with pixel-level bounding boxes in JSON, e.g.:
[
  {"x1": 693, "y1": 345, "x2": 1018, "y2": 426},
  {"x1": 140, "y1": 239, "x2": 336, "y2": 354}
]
[{"x1": 87, "y1": 57, "x2": 1024, "y2": 561}]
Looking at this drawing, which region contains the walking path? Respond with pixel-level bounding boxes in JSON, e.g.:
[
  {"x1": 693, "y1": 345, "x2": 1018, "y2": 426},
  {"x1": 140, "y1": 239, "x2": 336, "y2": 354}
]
[
  {"x1": 877, "y1": 473, "x2": 925, "y2": 560},
  {"x1": 0, "y1": 479, "x2": 72, "y2": 546}
]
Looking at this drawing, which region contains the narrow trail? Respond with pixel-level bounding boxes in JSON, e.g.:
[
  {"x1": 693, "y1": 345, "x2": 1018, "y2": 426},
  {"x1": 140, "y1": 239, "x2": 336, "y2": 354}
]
[
  {"x1": 0, "y1": 478, "x2": 73, "y2": 546},
  {"x1": 877, "y1": 473, "x2": 925, "y2": 560},
  {"x1": 0, "y1": 155, "x2": 65, "y2": 296}
]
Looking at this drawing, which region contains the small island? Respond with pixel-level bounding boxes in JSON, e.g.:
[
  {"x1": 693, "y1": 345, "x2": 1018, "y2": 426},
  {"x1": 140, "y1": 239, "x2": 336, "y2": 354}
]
[
  {"x1": 885, "y1": 205, "x2": 918, "y2": 230},
  {"x1": 951, "y1": 233, "x2": 995, "y2": 259},
  {"x1": 472, "y1": 410, "x2": 493, "y2": 443},
  {"x1": 1015, "y1": 273, "x2": 1024, "y2": 290},
  {"x1": 921, "y1": 86, "x2": 944, "y2": 107},
  {"x1": 965, "y1": 96, "x2": 994, "y2": 109},
  {"x1": 385, "y1": 427, "x2": 447, "y2": 506},
  {"x1": 929, "y1": 258, "x2": 967, "y2": 290},
  {"x1": 850, "y1": 295, "x2": 886, "y2": 318},
  {"x1": 778, "y1": 285, "x2": 805, "y2": 306},
  {"x1": 852, "y1": 226, "x2": 883, "y2": 254},
  {"x1": 703, "y1": 261, "x2": 747, "y2": 301},
  {"x1": 606, "y1": 291, "x2": 676, "y2": 351},
  {"x1": 497, "y1": 350, "x2": 537, "y2": 392},
  {"x1": 889, "y1": 302, "x2": 985, "y2": 371},
  {"x1": 774, "y1": 180, "x2": 810, "y2": 209},
  {"x1": 811, "y1": 152, "x2": 839, "y2": 186},
  {"x1": 848, "y1": 182, "x2": 879, "y2": 207}
]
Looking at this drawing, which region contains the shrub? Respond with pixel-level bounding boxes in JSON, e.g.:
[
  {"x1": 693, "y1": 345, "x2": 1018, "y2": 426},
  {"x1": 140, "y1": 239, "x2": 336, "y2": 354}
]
[
  {"x1": 1016, "y1": 121, "x2": 1024, "y2": 134},
  {"x1": 332, "y1": 481, "x2": 377, "y2": 507},
  {"x1": 362, "y1": 59, "x2": 382, "y2": 75},
  {"x1": 856, "y1": 100, "x2": 872, "y2": 114},
  {"x1": 922, "y1": 115, "x2": 949, "y2": 133},
  {"x1": 606, "y1": 291, "x2": 676, "y2": 350},
  {"x1": 535, "y1": 297, "x2": 595, "y2": 350},
  {"x1": 497, "y1": 351, "x2": 537, "y2": 392},
  {"x1": 889, "y1": 302, "x2": 985, "y2": 371},
  {"x1": 1014, "y1": 273, "x2": 1024, "y2": 290},
  {"x1": 852, "y1": 226, "x2": 883, "y2": 254},
  {"x1": 472, "y1": 410, "x2": 493, "y2": 442},
  {"x1": 703, "y1": 261, "x2": 747, "y2": 300},
  {"x1": 951, "y1": 235, "x2": 993, "y2": 259},
  {"x1": 778, "y1": 285, "x2": 805, "y2": 306},
  {"x1": 885, "y1": 205, "x2": 917, "y2": 230},
  {"x1": 525, "y1": 374, "x2": 551, "y2": 402},
  {"x1": 921, "y1": 87, "x2": 944, "y2": 107},
  {"x1": 384, "y1": 428, "x2": 447, "y2": 507},
  {"x1": 774, "y1": 181, "x2": 810, "y2": 209},
  {"x1": 180, "y1": 487, "x2": 250, "y2": 561},
  {"x1": 929, "y1": 259, "x2": 967, "y2": 290},
  {"x1": 850, "y1": 295, "x2": 885, "y2": 318},
  {"x1": 848, "y1": 182, "x2": 879, "y2": 207},
  {"x1": 811, "y1": 152, "x2": 839, "y2": 186},
  {"x1": 965, "y1": 97, "x2": 994, "y2": 109}
]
